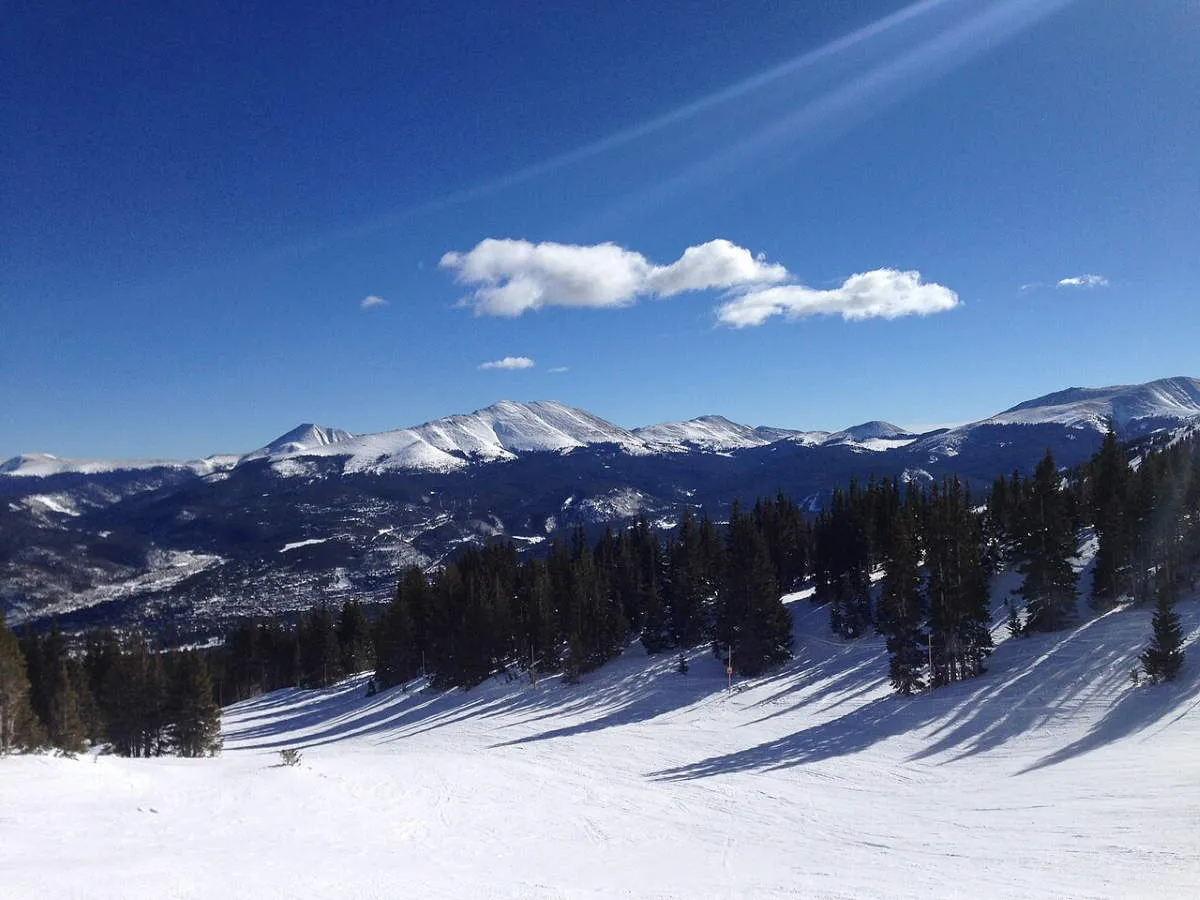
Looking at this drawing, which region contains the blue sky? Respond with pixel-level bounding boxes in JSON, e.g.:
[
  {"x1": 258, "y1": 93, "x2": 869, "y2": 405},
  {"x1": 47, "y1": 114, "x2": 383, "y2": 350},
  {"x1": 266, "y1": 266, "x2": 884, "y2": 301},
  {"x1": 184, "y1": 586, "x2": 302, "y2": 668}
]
[{"x1": 3, "y1": 0, "x2": 1198, "y2": 459}]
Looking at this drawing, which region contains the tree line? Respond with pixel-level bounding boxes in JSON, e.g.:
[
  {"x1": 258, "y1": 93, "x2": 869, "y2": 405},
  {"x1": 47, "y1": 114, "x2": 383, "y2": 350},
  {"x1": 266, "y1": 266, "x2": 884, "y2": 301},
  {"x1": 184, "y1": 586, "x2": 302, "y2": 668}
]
[
  {"x1": 3, "y1": 426, "x2": 1193, "y2": 755},
  {"x1": 0, "y1": 624, "x2": 221, "y2": 756}
]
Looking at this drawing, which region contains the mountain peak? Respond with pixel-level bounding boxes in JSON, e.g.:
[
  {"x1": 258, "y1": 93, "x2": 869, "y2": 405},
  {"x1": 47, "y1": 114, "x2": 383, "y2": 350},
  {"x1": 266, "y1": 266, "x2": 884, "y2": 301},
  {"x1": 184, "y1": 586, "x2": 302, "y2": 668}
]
[{"x1": 991, "y1": 377, "x2": 1200, "y2": 435}]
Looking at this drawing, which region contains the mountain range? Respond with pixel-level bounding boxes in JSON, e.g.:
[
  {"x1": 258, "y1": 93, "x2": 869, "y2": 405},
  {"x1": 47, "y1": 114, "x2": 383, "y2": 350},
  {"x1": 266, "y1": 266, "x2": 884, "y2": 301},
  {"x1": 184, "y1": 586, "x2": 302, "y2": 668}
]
[{"x1": 3, "y1": 377, "x2": 1199, "y2": 636}]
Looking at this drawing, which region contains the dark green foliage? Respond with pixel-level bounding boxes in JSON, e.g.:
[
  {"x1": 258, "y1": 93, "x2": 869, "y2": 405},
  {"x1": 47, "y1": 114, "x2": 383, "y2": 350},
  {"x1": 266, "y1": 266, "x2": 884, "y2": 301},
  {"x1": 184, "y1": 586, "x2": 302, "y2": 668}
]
[
  {"x1": 375, "y1": 567, "x2": 424, "y2": 689},
  {"x1": 1141, "y1": 586, "x2": 1184, "y2": 683},
  {"x1": 170, "y1": 650, "x2": 222, "y2": 757},
  {"x1": 299, "y1": 603, "x2": 344, "y2": 688},
  {"x1": 336, "y1": 598, "x2": 375, "y2": 676},
  {"x1": 714, "y1": 503, "x2": 793, "y2": 677},
  {"x1": 1019, "y1": 450, "x2": 1079, "y2": 632},
  {"x1": 926, "y1": 479, "x2": 993, "y2": 686},
  {"x1": 878, "y1": 504, "x2": 926, "y2": 695},
  {"x1": 102, "y1": 635, "x2": 169, "y2": 757},
  {"x1": 1005, "y1": 600, "x2": 1024, "y2": 639},
  {"x1": 1089, "y1": 429, "x2": 1134, "y2": 608},
  {"x1": 0, "y1": 614, "x2": 40, "y2": 752},
  {"x1": 665, "y1": 509, "x2": 716, "y2": 649},
  {"x1": 813, "y1": 484, "x2": 873, "y2": 639}
]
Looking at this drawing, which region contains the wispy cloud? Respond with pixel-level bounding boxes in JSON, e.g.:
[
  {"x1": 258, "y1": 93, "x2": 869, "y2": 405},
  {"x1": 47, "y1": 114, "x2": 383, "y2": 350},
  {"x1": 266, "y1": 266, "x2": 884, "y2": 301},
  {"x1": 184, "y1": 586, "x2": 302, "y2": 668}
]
[
  {"x1": 361, "y1": 294, "x2": 389, "y2": 309},
  {"x1": 547, "y1": 366, "x2": 570, "y2": 374},
  {"x1": 717, "y1": 269, "x2": 959, "y2": 327},
  {"x1": 440, "y1": 238, "x2": 787, "y2": 317},
  {"x1": 479, "y1": 356, "x2": 535, "y2": 371},
  {"x1": 1056, "y1": 274, "x2": 1108, "y2": 288}
]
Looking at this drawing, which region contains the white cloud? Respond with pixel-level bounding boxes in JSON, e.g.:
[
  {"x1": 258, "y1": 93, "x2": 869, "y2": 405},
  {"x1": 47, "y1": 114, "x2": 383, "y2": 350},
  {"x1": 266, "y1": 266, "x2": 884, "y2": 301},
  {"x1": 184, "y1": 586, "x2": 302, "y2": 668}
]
[
  {"x1": 716, "y1": 269, "x2": 959, "y2": 327},
  {"x1": 361, "y1": 295, "x2": 389, "y2": 309},
  {"x1": 547, "y1": 366, "x2": 570, "y2": 374},
  {"x1": 479, "y1": 356, "x2": 535, "y2": 371},
  {"x1": 440, "y1": 238, "x2": 787, "y2": 317},
  {"x1": 1056, "y1": 274, "x2": 1108, "y2": 288}
]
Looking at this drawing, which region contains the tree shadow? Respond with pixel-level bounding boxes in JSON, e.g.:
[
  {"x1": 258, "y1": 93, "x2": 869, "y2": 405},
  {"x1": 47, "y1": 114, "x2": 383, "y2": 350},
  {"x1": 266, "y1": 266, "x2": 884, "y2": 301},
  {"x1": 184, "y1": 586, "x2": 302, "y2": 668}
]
[
  {"x1": 1018, "y1": 640, "x2": 1200, "y2": 774},
  {"x1": 649, "y1": 693, "x2": 945, "y2": 781}
]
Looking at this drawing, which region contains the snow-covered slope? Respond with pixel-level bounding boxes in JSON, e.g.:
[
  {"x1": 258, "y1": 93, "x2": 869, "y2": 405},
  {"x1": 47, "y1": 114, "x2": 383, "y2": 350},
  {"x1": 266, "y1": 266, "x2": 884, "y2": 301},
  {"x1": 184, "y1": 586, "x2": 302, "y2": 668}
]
[
  {"x1": 6, "y1": 588, "x2": 1198, "y2": 899},
  {"x1": 912, "y1": 376, "x2": 1200, "y2": 461},
  {"x1": 7, "y1": 378, "x2": 1199, "y2": 479},
  {"x1": 994, "y1": 376, "x2": 1200, "y2": 430},
  {"x1": 240, "y1": 424, "x2": 354, "y2": 461},
  {"x1": 0, "y1": 452, "x2": 238, "y2": 478},
  {"x1": 633, "y1": 415, "x2": 794, "y2": 451},
  {"x1": 822, "y1": 420, "x2": 919, "y2": 452},
  {"x1": 263, "y1": 400, "x2": 651, "y2": 474}
]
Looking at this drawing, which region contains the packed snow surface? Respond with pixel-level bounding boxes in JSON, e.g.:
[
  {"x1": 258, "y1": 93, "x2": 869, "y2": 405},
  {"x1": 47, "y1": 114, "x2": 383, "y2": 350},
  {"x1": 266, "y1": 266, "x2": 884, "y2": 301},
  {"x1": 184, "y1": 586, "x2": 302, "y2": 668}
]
[{"x1": 4, "y1": 589, "x2": 1198, "y2": 899}]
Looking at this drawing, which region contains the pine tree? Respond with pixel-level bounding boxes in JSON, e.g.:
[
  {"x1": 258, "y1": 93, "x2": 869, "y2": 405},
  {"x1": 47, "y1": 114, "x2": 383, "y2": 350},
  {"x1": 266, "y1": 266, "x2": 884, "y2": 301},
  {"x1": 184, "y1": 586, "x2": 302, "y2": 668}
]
[
  {"x1": 102, "y1": 635, "x2": 169, "y2": 757},
  {"x1": 1019, "y1": 450, "x2": 1079, "y2": 632},
  {"x1": 47, "y1": 659, "x2": 87, "y2": 753},
  {"x1": 375, "y1": 570, "x2": 422, "y2": 689},
  {"x1": 0, "y1": 615, "x2": 40, "y2": 753},
  {"x1": 666, "y1": 508, "x2": 709, "y2": 648},
  {"x1": 336, "y1": 598, "x2": 375, "y2": 676},
  {"x1": 879, "y1": 511, "x2": 926, "y2": 695},
  {"x1": 169, "y1": 650, "x2": 222, "y2": 757},
  {"x1": 1090, "y1": 428, "x2": 1133, "y2": 608},
  {"x1": 926, "y1": 479, "x2": 993, "y2": 686},
  {"x1": 1140, "y1": 586, "x2": 1184, "y2": 683},
  {"x1": 716, "y1": 503, "x2": 792, "y2": 677},
  {"x1": 300, "y1": 603, "x2": 343, "y2": 688}
]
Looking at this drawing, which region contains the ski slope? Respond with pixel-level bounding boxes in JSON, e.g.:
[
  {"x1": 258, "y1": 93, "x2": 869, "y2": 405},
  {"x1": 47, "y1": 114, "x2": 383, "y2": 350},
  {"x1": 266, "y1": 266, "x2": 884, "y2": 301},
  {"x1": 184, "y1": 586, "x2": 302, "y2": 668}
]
[{"x1": 3, "y1": 588, "x2": 1199, "y2": 899}]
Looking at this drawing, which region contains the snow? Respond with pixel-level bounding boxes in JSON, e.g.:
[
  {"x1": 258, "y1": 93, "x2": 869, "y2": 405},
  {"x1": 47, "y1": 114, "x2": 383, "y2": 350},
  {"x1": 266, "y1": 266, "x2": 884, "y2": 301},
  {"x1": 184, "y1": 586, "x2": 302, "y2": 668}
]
[
  {"x1": 8, "y1": 379, "x2": 1200, "y2": 479},
  {"x1": 0, "y1": 453, "x2": 239, "y2": 478},
  {"x1": 279, "y1": 538, "x2": 330, "y2": 553},
  {"x1": 21, "y1": 493, "x2": 82, "y2": 516},
  {"x1": 241, "y1": 424, "x2": 355, "y2": 463},
  {"x1": 4, "y1": 584, "x2": 1199, "y2": 898},
  {"x1": 977, "y1": 377, "x2": 1200, "y2": 433},
  {"x1": 634, "y1": 415, "x2": 786, "y2": 452},
  {"x1": 260, "y1": 401, "x2": 653, "y2": 474},
  {"x1": 11, "y1": 550, "x2": 224, "y2": 625}
]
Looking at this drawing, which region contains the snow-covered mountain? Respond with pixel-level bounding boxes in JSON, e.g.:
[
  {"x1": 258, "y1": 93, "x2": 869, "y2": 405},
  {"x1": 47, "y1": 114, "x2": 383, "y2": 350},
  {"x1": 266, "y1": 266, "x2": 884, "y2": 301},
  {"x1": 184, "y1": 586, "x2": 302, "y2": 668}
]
[
  {"x1": 4, "y1": 376, "x2": 1199, "y2": 633},
  {"x1": 0, "y1": 452, "x2": 238, "y2": 478},
  {"x1": 241, "y1": 424, "x2": 354, "y2": 461},
  {"x1": 913, "y1": 376, "x2": 1200, "y2": 461},
  {"x1": 256, "y1": 400, "x2": 650, "y2": 474}
]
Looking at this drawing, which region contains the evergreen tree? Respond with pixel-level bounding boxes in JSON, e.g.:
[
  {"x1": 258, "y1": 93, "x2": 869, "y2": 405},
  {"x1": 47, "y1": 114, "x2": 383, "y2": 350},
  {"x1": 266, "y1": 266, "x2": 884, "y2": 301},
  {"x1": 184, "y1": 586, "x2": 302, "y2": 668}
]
[
  {"x1": 665, "y1": 508, "x2": 709, "y2": 648},
  {"x1": 0, "y1": 614, "x2": 40, "y2": 752},
  {"x1": 47, "y1": 658, "x2": 87, "y2": 753},
  {"x1": 102, "y1": 635, "x2": 169, "y2": 757},
  {"x1": 1090, "y1": 428, "x2": 1134, "y2": 608},
  {"x1": 375, "y1": 570, "x2": 423, "y2": 689},
  {"x1": 169, "y1": 650, "x2": 222, "y2": 757},
  {"x1": 926, "y1": 479, "x2": 993, "y2": 686},
  {"x1": 716, "y1": 503, "x2": 792, "y2": 677},
  {"x1": 1140, "y1": 586, "x2": 1184, "y2": 683},
  {"x1": 1019, "y1": 450, "x2": 1079, "y2": 632},
  {"x1": 299, "y1": 603, "x2": 343, "y2": 688},
  {"x1": 879, "y1": 511, "x2": 926, "y2": 695},
  {"x1": 336, "y1": 598, "x2": 375, "y2": 675}
]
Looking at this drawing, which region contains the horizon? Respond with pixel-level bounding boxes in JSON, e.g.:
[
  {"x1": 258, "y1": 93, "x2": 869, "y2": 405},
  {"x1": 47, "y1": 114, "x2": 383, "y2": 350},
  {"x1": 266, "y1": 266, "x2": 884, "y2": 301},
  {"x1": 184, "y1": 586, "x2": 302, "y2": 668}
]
[
  {"x1": 5, "y1": 1, "x2": 1198, "y2": 459},
  {"x1": 7, "y1": 372, "x2": 1198, "y2": 462}
]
